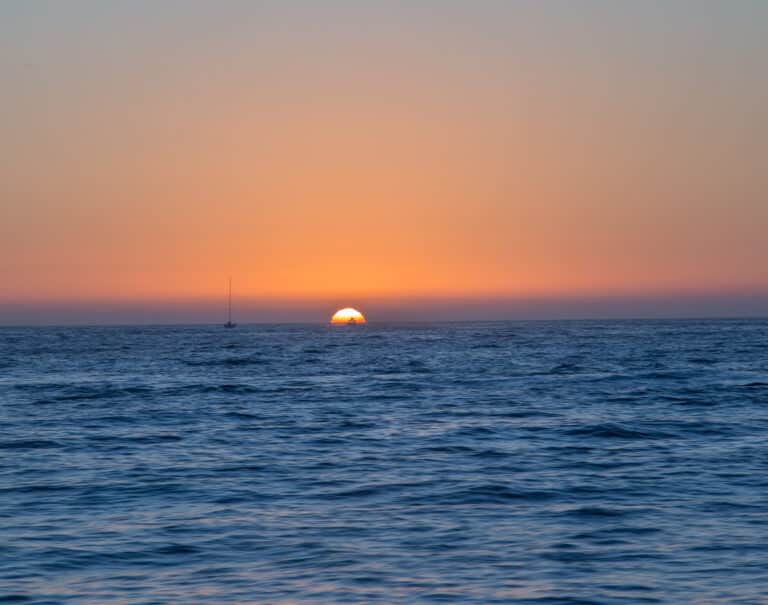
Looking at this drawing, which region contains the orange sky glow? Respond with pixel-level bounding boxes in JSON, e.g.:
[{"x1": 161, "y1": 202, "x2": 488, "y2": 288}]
[{"x1": 1, "y1": 2, "x2": 766, "y2": 321}]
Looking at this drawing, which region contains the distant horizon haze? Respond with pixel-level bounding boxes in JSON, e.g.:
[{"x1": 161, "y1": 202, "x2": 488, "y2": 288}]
[{"x1": 1, "y1": 290, "x2": 766, "y2": 326}]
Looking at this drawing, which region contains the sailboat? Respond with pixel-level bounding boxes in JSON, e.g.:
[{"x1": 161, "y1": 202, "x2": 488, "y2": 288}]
[{"x1": 224, "y1": 277, "x2": 236, "y2": 328}]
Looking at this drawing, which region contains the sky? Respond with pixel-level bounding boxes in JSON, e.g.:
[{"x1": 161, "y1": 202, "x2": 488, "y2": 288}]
[{"x1": 1, "y1": 1, "x2": 766, "y2": 323}]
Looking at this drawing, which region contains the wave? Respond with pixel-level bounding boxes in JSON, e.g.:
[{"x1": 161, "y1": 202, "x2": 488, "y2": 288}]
[
  {"x1": 566, "y1": 423, "x2": 673, "y2": 440},
  {"x1": 184, "y1": 356, "x2": 269, "y2": 367},
  {"x1": 0, "y1": 439, "x2": 62, "y2": 450},
  {"x1": 423, "y1": 483, "x2": 556, "y2": 505}
]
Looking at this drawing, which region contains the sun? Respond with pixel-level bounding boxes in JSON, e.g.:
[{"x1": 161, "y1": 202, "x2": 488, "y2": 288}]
[{"x1": 330, "y1": 307, "x2": 366, "y2": 324}]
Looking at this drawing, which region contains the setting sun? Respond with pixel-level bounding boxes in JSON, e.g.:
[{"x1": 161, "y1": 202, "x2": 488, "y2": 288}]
[{"x1": 330, "y1": 308, "x2": 366, "y2": 324}]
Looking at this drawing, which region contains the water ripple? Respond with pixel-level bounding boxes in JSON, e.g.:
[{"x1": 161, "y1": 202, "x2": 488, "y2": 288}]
[{"x1": 1, "y1": 319, "x2": 767, "y2": 603}]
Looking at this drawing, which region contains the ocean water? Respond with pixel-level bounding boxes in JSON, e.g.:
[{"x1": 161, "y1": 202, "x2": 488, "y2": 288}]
[{"x1": 1, "y1": 319, "x2": 767, "y2": 604}]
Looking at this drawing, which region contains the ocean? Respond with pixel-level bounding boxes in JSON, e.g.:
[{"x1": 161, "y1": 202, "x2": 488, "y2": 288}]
[{"x1": 1, "y1": 319, "x2": 767, "y2": 604}]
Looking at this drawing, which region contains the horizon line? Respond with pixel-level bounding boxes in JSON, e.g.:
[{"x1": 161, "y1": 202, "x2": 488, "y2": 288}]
[
  {"x1": 2, "y1": 291, "x2": 766, "y2": 326},
  {"x1": 2, "y1": 315, "x2": 768, "y2": 330}
]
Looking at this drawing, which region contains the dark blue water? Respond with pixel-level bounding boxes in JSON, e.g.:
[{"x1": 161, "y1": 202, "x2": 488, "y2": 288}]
[{"x1": 1, "y1": 320, "x2": 767, "y2": 604}]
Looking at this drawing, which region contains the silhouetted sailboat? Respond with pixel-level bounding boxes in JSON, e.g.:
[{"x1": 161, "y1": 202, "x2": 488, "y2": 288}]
[{"x1": 224, "y1": 278, "x2": 236, "y2": 328}]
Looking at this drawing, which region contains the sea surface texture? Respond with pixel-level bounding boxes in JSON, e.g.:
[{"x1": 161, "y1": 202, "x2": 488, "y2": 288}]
[{"x1": 1, "y1": 320, "x2": 767, "y2": 604}]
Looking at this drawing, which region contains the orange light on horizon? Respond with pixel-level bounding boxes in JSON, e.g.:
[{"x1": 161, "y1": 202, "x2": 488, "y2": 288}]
[{"x1": 330, "y1": 307, "x2": 366, "y2": 324}]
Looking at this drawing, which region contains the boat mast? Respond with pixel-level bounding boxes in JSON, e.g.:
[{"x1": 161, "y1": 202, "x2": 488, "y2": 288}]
[{"x1": 228, "y1": 277, "x2": 232, "y2": 324}]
